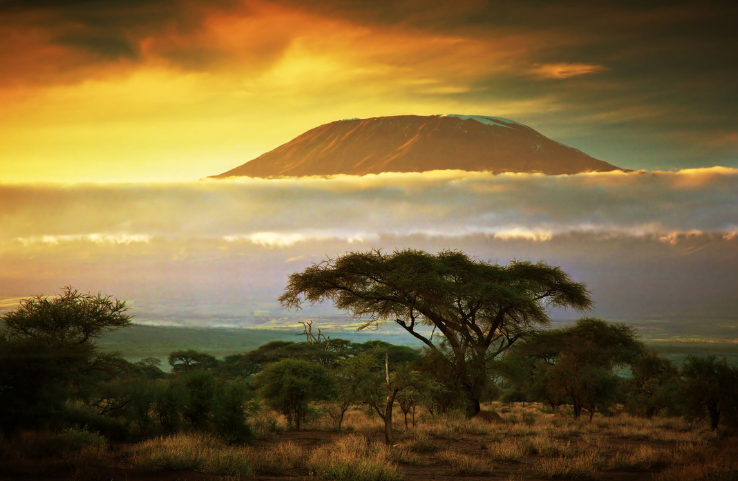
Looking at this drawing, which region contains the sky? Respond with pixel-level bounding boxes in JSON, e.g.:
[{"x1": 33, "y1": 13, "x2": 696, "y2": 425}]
[
  {"x1": 1, "y1": 0, "x2": 737, "y2": 182},
  {"x1": 1, "y1": 1, "x2": 737, "y2": 341}
]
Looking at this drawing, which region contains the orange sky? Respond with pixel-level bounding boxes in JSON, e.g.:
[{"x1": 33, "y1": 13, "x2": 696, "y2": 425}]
[{"x1": 1, "y1": 0, "x2": 736, "y2": 182}]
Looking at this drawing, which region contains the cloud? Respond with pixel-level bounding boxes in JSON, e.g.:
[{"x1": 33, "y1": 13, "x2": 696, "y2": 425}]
[
  {"x1": 1, "y1": 168, "x2": 737, "y2": 248},
  {"x1": 15, "y1": 233, "x2": 152, "y2": 246},
  {"x1": 530, "y1": 63, "x2": 607, "y2": 79},
  {"x1": 224, "y1": 231, "x2": 377, "y2": 247},
  {"x1": 1, "y1": 170, "x2": 737, "y2": 330}
]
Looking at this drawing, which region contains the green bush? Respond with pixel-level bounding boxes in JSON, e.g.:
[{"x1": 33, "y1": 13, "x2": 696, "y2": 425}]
[
  {"x1": 211, "y1": 379, "x2": 253, "y2": 444},
  {"x1": 253, "y1": 359, "x2": 334, "y2": 430},
  {"x1": 63, "y1": 405, "x2": 130, "y2": 441}
]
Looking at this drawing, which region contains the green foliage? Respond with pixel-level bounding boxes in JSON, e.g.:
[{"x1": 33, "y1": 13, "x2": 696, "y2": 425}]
[
  {"x1": 62, "y1": 404, "x2": 131, "y2": 441},
  {"x1": 211, "y1": 379, "x2": 253, "y2": 444},
  {"x1": 279, "y1": 248, "x2": 592, "y2": 416},
  {"x1": 178, "y1": 370, "x2": 216, "y2": 429},
  {"x1": 54, "y1": 426, "x2": 108, "y2": 451},
  {"x1": 0, "y1": 287, "x2": 132, "y2": 434},
  {"x1": 413, "y1": 348, "x2": 463, "y2": 414},
  {"x1": 624, "y1": 350, "x2": 681, "y2": 418},
  {"x1": 681, "y1": 355, "x2": 738, "y2": 429},
  {"x1": 2, "y1": 286, "x2": 131, "y2": 346},
  {"x1": 254, "y1": 358, "x2": 334, "y2": 429},
  {"x1": 512, "y1": 318, "x2": 643, "y2": 419},
  {"x1": 169, "y1": 349, "x2": 219, "y2": 372},
  {"x1": 152, "y1": 380, "x2": 184, "y2": 434}
]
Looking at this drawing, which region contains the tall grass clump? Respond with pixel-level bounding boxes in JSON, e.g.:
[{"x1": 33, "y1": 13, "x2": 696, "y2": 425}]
[
  {"x1": 129, "y1": 434, "x2": 210, "y2": 472},
  {"x1": 308, "y1": 435, "x2": 402, "y2": 481},
  {"x1": 534, "y1": 451, "x2": 601, "y2": 480},
  {"x1": 437, "y1": 449, "x2": 494, "y2": 475},
  {"x1": 609, "y1": 445, "x2": 673, "y2": 470},
  {"x1": 248, "y1": 440, "x2": 305, "y2": 475}
]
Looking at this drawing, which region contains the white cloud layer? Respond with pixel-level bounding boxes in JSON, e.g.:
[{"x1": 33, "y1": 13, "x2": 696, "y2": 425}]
[
  {"x1": 2, "y1": 168, "x2": 737, "y2": 245},
  {"x1": 1, "y1": 168, "x2": 737, "y2": 331}
]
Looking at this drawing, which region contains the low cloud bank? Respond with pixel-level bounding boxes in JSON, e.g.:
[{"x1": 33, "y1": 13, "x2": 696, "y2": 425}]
[{"x1": 2, "y1": 168, "x2": 737, "y2": 247}]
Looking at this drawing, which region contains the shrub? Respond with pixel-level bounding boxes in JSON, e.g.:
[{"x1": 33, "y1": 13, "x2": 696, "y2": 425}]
[
  {"x1": 211, "y1": 379, "x2": 253, "y2": 444},
  {"x1": 253, "y1": 359, "x2": 334, "y2": 430},
  {"x1": 54, "y1": 426, "x2": 108, "y2": 452}
]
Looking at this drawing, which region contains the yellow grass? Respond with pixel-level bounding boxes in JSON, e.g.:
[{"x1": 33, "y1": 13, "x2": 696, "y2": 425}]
[
  {"x1": 74, "y1": 402, "x2": 731, "y2": 481},
  {"x1": 307, "y1": 434, "x2": 403, "y2": 481},
  {"x1": 437, "y1": 449, "x2": 494, "y2": 475},
  {"x1": 534, "y1": 451, "x2": 602, "y2": 480}
]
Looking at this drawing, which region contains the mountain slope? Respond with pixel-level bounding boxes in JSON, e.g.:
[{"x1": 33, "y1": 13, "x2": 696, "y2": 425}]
[{"x1": 212, "y1": 115, "x2": 623, "y2": 178}]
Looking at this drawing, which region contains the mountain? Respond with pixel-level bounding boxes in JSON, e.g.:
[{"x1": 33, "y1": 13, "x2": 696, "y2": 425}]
[{"x1": 211, "y1": 115, "x2": 623, "y2": 178}]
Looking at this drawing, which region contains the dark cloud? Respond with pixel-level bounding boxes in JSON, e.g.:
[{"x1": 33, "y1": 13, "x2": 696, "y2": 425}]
[
  {"x1": 0, "y1": 0, "x2": 249, "y2": 83},
  {"x1": 0, "y1": 0, "x2": 735, "y2": 169}
]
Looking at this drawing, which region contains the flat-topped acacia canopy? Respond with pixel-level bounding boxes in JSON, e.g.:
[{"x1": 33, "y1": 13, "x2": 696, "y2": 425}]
[{"x1": 279, "y1": 249, "x2": 592, "y2": 416}]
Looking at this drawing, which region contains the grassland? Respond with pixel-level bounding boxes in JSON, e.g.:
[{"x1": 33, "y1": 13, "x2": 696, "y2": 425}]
[{"x1": 3, "y1": 403, "x2": 737, "y2": 481}]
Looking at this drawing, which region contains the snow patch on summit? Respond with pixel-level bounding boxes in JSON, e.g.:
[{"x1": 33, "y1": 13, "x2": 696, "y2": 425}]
[{"x1": 441, "y1": 115, "x2": 522, "y2": 129}]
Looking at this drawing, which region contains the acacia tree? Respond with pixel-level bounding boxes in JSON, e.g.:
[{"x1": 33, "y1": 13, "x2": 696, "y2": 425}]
[
  {"x1": 682, "y1": 355, "x2": 738, "y2": 430},
  {"x1": 0, "y1": 286, "x2": 132, "y2": 433},
  {"x1": 516, "y1": 318, "x2": 643, "y2": 420},
  {"x1": 279, "y1": 249, "x2": 591, "y2": 416},
  {"x1": 625, "y1": 350, "x2": 680, "y2": 419}
]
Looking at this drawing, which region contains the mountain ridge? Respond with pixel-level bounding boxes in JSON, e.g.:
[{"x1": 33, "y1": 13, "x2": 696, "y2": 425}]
[{"x1": 211, "y1": 115, "x2": 623, "y2": 178}]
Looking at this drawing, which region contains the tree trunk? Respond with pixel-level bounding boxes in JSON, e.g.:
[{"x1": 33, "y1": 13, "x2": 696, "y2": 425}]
[
  {"x1": 384, "y1": 352, "x2": 396, "y2": 445},
  {"x1": 708, "y1": 403, "x2": 720, "y2": 430},
  {"x1": 573, "y1": 401, "x2": 582, "y2": 419},
  {"x1": 338, "y1": 408, "x2": 345, "y2": 430},
  {"x1": 460, "y1": 382, "x2": 482, "y2": 418}
]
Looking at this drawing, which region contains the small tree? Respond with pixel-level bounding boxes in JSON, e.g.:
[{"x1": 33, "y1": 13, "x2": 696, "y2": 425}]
[
  {"x1": 2, "y1": 286, "x2": 131, "y2": 346},
  {"x1": 516, "y1": 318, "x2": 643, "y2": 420},
  {"x1": 325, "y1": 359, "x2": 367, "y2": 430},
  {"x1": 624, "y1": 350, "x2": 680, "y2": 418},
  {"x1": 0, "y1": 287, "x2": 132, "y2": 434},
  {"x1": 211, "y1": 379, "x2": 253, "y2": 444},
  {"x1": 253, "y1": 359, "x2": 334, "y2": 430},
  {"x1": 169, "y1": 350, "x2": 220, "y2": 372},
  {"x1": 681, "y1": 355, "x2": 738, "y2": 430},
  {"x1": 343, "y1": 346, "x2": 422, "y2": 444},
  {"x1": 178, "y1": 370, "x2": 216, "y2": 430}
]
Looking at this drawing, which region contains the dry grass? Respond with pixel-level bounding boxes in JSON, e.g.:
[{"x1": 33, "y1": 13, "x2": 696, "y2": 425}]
[
  {"x1": 8, "y1": 401, "x2": 729, "y2": 481},
  {"x1": 534, "y1": 451, "x2": 602, "y2": 480},
  {"x1": 249, "y1": 409, "x2": 287, "y2": 438},
  {"x1": 399, "y1": 431, "x2": 440, "y2": 453},
  {"x1": 128, "y1": 433, "x2": 255, "y2": 477},
  {"x1": 486, "y1": 439, "x2": 527, "y2": 462},
  {"x1": 248, "y1": 440, "x2": 306, "y2": 474},
  {"x1": 609, "y1": 444, "x2": 674, "y2": 470},
  {"x1": 307, "y1": 434, "x2": 403, "y2": 481},
  {"x1": 437, "y1": 449, "x2": 494, "y2": 475}
]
